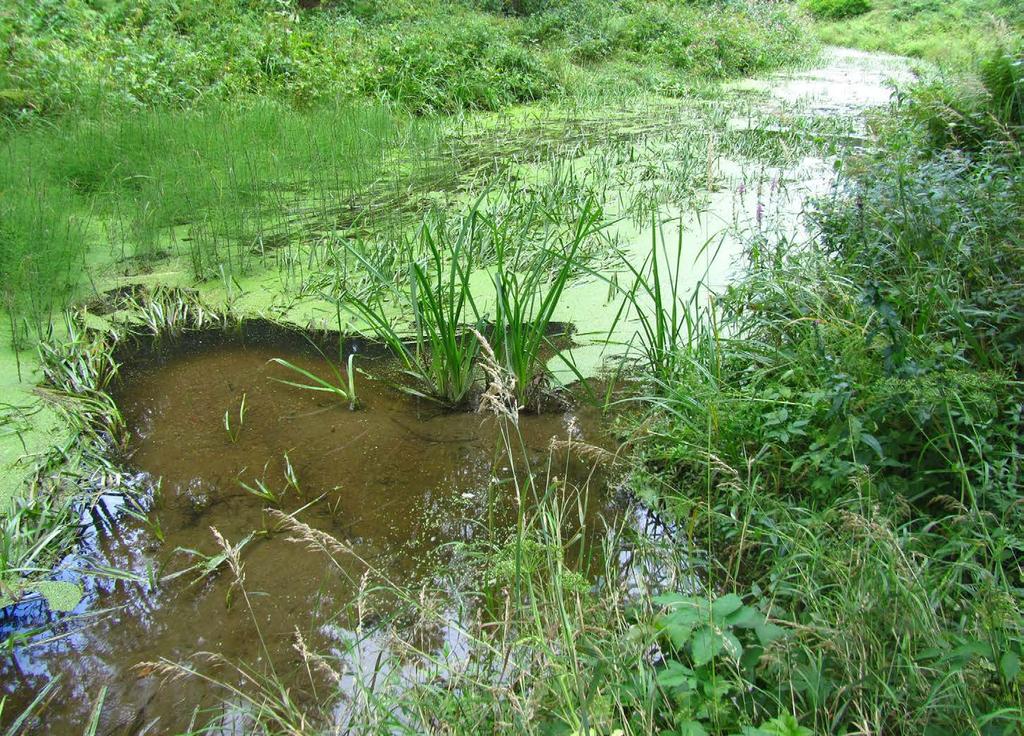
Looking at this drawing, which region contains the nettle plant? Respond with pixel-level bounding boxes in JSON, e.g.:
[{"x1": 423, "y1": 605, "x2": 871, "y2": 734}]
[{"x1": 652, "y1": 593, "x2": 795, "y2": 736}]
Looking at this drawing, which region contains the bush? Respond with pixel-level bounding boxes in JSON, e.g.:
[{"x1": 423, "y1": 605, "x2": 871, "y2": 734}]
[
  {"x1": 635, "y1": 75, "x2": 1024, "y2": 734},
  {"x1": 802, "y1": 0, "x2": 871, "y2": 20},
  {"x1": 363, "y1": 19, "x2": 558, "y2": 113},
  {"x1": 897, "y1": 46, "x2": 1023, "y2": 150},
  {"x1": 981, "y1": 47, "x2": 1024, "y2": 127},
  {"x1": 647, "y1": 3, "x2": 808, "y2": 78}
]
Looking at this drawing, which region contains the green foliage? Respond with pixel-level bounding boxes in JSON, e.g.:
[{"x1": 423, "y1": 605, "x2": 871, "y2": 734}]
[
  {"x1": 811, "y1": 0, "x2": 1024, "y2": 68},
  {"x1": 0, "y1": 101, "x2": 443, "y2": 343},
  {"x1": 364, "y1": 17, "x2": 558, "y2": 113},
  {"x1": 653, "y1": 593, "x2": 786, "y2": 733},
  {"x1": 514, "y1": 0, "x2": 810, "y2": 78},
  {"x1": 0, "y1": 0, "x2": 812, "y2": 119},
  {"x1": 898, "y1": 45, "x2": 1023, "y2": 150},
  {"x1": 981, "y1": 47, "x2": 1024, "y2": 127},
  {"x1": 341, "y1": 208, "x2": 485, "y2": 407},
  {"x1": 634, "y1": 72, "x2": 1024, "y2": 734},
  {"x1": 802, "y1": 0, "x2": 871, "y2": 21},
  {"x1": 0, "y1": 172, "x2": 89, "y2": 342},
  {"x1": 490, "y1": 196, "x2": 603, "y2": 408}
]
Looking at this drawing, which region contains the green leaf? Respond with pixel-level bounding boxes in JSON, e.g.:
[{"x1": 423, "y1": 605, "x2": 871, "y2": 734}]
[
  {"x1": 662, "y1": 619, "x2": 696, "y2": 650},
  {"x1": 949, "y1": 640, "x2": 994, "y2": 663},
  {"x1": 678, "y1": 721, "x2": 708, "y2": 736},
  {"x1": 760, "y1": 714, "x2": 813, "y2": 736},
  {"x1": 656, "y1": 660, "x2": 695, "y2": 690},
  {"x1": 722, "y1": 631, "x2": 744, "y2": 660},
  {"x1": 740, "y1": 644, "x2": 765, "y2": 673},
  {"x1": 755, "y1": 620, "x2": 786, "y2": 645},
  {"x1": 726, "y1": 604, "x2": 764, "y2": 629},
  {"x1": 1000, "y1": 650, "x2": 1020, "y2": 682},
  {"x1": 691, "y1": 626, "x2": 723, "y2": 666},
  {"x1": 655, "y1": 593, "x2": 704, "y2": 612},
  {"x1": 860, "y1": 432, "x2": 884, "y2": 459},
  {"x1": 659, "y1": 599, "x2": 705, "y2": 629},
  {"x1": 711, "y1": 593, "x2": 743, "y2": 620}
]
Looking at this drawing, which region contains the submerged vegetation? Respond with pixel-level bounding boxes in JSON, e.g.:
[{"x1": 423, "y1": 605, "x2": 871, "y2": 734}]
[{"x1": 2, "y1": 0, "x2": 1024, "y2": 733}]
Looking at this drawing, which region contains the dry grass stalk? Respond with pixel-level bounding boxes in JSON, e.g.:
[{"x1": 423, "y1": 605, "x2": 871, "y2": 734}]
[
  {"x1": 268, "y1": 508, "x2": 354, "y2": 559},
  {"x1": 293, "y1": 627, "x2": 343, "y2": 686},
  {"x1": 471, "y1": 328, "x2": 519, "y2": 424},
  {"x1": 548, "y1": 438, "x2": 618, "y2": 467}
]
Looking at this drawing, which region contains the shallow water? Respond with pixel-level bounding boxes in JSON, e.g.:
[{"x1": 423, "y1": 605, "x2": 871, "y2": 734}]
[{"x1": 0, "y1": 330, "x2": 614, "y2": 733}]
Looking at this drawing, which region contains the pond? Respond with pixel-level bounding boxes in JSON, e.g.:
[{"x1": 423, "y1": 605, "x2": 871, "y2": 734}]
[{"x1": 0, "y1": 327, "x2": 618, "y2": 733}]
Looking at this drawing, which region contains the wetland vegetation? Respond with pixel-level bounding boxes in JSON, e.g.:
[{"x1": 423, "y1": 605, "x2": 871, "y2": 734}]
[{"x1": 1, "y1": 1, "x2": 1022, "y2": 734}]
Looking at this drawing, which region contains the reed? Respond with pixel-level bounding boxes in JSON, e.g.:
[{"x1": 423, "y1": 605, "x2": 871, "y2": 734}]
[
  {"x1": 490, "y1": 196, "x2": 603, "y2": 408},
  {"x1": 341, "y1": 207, "x2": 485, "y2": 407}
]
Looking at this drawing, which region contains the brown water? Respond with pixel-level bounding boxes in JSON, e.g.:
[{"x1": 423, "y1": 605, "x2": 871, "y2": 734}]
[{"x1": 0, "y1": 330, "x2": 616, "y2": 734}]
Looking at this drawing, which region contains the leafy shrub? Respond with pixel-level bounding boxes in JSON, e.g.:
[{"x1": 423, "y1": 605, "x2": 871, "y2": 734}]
[
  {"x1": 887, "y1": 46, "x2": 1021, "y2": 152},
  {"x1": 981, "y1": 47, "x2": 1024, "y2": 127},
  {"x1": 802, "y1": 0, "x2": 871, "y2": 21},
  {"x1": 634, "y1": 73, "x2": 1024, "y2": 734},
  {"x1": 363, "y1": 18, "x2": 558, "y2": 113},
  {"x1": 0, "y1": 0, "x2": 813, "y2": 118},
  {"x1": 632, "y1": 2, "x2": 808, "y2": 79}
]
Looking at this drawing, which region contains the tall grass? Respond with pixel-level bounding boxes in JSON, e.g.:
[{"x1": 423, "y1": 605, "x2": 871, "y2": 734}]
[
  {"x1": 0, "y1": 172, "x2": 89, "y2": 346},
  {"x1": 606, "y1": 216, "x2": 719, "y2": 381},
  {"x1": 1, "y1": 0, "x2": 812, "y2": 119},
  {"x1": 0, "y1": 102, "x2": 444, "y2": 345},
  {"x1": 624, "y1": 65, "x2": 1024, "y2": 733},
  {"x1": 490, "y1": 196, "x2": 603, "y2": 408}
]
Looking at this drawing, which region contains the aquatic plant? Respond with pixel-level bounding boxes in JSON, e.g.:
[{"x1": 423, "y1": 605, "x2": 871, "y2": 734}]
[
  {"x1": 607, "y1": 216, "x2": 715, "y2": 380},
  {"x1": 223, "y1": 392, "x2": 247, "y2": 444},
  {"x1": 0, "y1": 173, "x2": 89, "y2": 345},
  {"x1": 341, "y1": 208, "x2": 485, "y2": 407},
  {"x1": 490, "y1": 197, "x2": 603, "y2": 408},
  {"x1": 269, "y1": 356, "x2": 356, "y2": 411}
]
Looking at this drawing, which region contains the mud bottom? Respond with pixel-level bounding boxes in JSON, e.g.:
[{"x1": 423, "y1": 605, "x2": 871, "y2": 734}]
[{"x1": 0, "y1": 328, "x2": 617, "y2": 734}]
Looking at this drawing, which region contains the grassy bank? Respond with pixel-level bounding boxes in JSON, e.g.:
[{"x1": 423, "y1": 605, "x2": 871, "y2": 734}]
[
  {"x1": 621, "y1": 49, "x2": 1024, "y2": 733},
  {"x1": 809, "y1": 0, "x2": 1024, "y2": 68},
  {"x1": 1, "y1": 0, "x2": 809, "y2": 119}
]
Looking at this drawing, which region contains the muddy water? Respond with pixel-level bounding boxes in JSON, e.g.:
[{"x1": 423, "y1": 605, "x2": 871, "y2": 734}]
[{"x1": 0, "y1": 330, "x2": 615, "y2": 734}]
